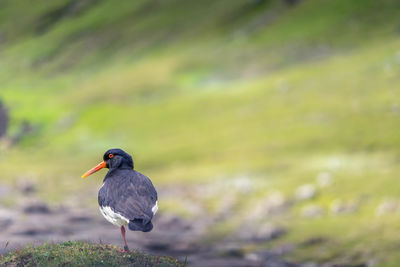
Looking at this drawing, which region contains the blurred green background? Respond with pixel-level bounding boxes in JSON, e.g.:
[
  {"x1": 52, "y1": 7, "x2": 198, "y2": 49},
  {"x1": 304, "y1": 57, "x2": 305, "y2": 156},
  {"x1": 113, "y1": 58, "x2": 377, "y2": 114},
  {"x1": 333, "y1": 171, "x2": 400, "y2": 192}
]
[{"x1": 1, "y1": 0, "x2": 400, "y2": 265}]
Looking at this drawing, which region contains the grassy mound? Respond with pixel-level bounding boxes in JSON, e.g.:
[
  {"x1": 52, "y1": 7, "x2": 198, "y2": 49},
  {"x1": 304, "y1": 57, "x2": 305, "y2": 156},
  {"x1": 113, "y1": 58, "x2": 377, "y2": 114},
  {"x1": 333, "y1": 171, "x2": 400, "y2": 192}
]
[{"x1": 0, "y1": 241, "x2": 183, "y2": 267}]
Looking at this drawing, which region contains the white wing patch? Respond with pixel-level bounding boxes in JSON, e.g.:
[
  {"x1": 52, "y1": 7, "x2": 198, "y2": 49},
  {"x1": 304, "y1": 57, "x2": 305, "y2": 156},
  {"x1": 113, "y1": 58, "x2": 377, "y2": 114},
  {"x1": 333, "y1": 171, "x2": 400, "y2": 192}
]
[
  {"x1": 152, "y1": 201, "x2": 158, "y2": 215},
  {"x1": 99, "y1": 206, "x2": 129, "y2": 227}
]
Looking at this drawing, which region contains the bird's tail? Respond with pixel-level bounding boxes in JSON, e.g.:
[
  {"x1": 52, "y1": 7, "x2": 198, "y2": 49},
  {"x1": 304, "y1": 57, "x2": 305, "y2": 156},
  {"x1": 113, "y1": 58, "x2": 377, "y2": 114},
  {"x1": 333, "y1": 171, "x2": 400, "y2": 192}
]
[{"x1": 128, "y1": 218, "x2": 153, "y2": 232}]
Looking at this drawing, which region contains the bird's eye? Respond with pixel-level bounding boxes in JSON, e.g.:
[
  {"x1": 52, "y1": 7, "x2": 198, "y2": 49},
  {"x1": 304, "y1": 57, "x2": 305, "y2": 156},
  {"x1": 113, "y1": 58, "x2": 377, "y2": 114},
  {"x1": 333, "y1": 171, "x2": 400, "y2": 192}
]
[{"x1": 109, "y1": 154, "x2": 114, "y2": 159}]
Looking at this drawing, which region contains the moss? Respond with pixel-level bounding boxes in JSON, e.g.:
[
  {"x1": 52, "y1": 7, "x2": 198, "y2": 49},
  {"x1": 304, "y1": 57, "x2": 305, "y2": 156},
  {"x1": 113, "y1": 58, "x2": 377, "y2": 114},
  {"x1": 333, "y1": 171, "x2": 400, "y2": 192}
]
[{"x1": 0, "y1": 241, "x2": 183, "y2": 267}]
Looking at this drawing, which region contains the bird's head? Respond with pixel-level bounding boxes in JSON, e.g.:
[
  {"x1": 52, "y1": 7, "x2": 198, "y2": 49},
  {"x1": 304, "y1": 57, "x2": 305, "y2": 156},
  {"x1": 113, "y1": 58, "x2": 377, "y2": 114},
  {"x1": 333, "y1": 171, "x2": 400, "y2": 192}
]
[{"x1": 81, "y1": 148, "x2": 134, "y2": 178}]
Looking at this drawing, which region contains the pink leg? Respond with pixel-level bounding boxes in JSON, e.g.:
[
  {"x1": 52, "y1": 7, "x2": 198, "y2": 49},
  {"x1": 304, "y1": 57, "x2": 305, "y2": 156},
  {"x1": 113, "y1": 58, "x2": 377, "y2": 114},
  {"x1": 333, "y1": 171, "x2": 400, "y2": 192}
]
[{"x1": 121, "y1": 226, "x2": 129, "y2": 251}]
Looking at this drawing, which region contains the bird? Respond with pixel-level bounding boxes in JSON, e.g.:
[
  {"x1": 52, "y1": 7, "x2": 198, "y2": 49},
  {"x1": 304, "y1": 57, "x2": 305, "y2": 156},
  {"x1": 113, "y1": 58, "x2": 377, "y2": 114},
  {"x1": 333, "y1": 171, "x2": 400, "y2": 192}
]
[{"x1": 81, "y1": 148, "x2": 158, "y2": 251}]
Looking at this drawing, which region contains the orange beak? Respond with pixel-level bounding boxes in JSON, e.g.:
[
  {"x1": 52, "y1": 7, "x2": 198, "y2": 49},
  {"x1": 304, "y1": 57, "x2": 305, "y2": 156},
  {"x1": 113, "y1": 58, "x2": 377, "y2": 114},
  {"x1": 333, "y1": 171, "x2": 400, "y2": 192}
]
[{"x1": 81, "y1": 161, "x2": 107, "y2": 178}]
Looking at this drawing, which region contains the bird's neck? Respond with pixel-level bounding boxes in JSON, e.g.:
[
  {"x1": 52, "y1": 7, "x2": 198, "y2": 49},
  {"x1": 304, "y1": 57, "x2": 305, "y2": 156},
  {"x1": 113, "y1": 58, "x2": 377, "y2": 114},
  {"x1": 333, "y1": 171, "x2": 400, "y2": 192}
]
[
  {"x1": 104, "y1": 167, "x2": 133, "y2": 181},
  {"x1": 110, "y1": 164, "x2": 133, "y2": 171},
  {"x1": 116, "y1": 161, "x2": 133, "y2": 169}
]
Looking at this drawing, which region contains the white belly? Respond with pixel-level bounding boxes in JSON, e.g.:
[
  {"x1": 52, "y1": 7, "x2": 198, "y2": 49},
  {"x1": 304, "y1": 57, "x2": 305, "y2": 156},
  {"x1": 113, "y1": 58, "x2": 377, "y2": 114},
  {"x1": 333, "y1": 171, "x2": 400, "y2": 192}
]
[
  {"x1": 152, "y1": 201, "x2": 158, "y2": 215},
  {"x1": 99, "y1": 206, "x2": 129, "y2": 227}
]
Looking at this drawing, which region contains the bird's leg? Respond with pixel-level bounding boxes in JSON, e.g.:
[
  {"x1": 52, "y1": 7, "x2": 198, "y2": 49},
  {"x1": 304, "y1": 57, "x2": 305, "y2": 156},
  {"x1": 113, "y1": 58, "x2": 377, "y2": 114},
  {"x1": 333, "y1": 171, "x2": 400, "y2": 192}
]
[{"x1": 121, "y1": 225, "x2": 129, "y2": 252}]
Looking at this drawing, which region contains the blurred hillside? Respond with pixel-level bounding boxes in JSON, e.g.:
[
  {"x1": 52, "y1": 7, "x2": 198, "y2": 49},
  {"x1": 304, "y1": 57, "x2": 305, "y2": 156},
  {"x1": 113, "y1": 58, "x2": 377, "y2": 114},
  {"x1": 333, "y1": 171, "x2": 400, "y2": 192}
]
[{"x1": 1, "y1": 0, "x2": 400, "y2": 266}]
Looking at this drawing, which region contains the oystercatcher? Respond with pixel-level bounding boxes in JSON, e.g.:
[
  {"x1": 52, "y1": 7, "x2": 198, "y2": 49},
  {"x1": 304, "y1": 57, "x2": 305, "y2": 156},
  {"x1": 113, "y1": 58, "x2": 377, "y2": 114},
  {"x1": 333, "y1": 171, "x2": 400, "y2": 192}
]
[{"x1": 82, "y1": 148, "x2": 158, "y2": 251}]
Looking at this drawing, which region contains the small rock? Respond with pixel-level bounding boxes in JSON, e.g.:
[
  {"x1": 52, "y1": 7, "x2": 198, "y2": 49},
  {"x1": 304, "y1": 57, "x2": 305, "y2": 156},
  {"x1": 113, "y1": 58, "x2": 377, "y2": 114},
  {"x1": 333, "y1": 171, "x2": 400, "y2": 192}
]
[
  {"x1": 233, "y1": 175, "x2": 253, "y2": 194},
  {"x1": 330, "y1": 200, "x2": 358, "y2": 215},
  {"x1": 250, "y1": 191, "x2": 288, "y2": 219},
  {"x1": 316, "y1": 172, "x2": 333, "y2": 187},
  {"x1": 0, "y1": 208, "x2": 17, "y2": 218},
  {"x1": 219, "y1": 244, "x2": 245, "y2": 258},
  {"x1": 302, "y1": 204, "x2": 324, "y2": 218},
  {"x1": 266, "y1": 191, "x2": 286, "y2": 208},
  {"x1": 254, "y1": 223, "x2": 286, "y2": 241},
  {"x1": 296, "y1": 184, "x2": 317, "y2": 201},
  {"x1": 263, "y1": 191, "x2": 288, "y2": 215},
  {"x1": 17, "y1": 178, "x2": 36, "y2": 194},
  {"x1": 244, "y1": 253, "x2": 259, "y2": 261},
  {"x1": 23, "y1": 201, "x2": 51, "y2": 214},
  {"x1": 376, "y1": 198, "x2": 399, "y2": 216}
]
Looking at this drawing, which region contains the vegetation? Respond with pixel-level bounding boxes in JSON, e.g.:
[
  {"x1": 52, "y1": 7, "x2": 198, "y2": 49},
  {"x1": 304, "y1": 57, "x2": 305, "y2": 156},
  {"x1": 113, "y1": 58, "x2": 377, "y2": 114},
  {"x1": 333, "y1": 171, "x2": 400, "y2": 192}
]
[
  {"x1": 1, "y1": 0, "x2": 400, "y2": 265},
  {"x1": 0, "y1": 241, "x2": 183, "y2": 267}
]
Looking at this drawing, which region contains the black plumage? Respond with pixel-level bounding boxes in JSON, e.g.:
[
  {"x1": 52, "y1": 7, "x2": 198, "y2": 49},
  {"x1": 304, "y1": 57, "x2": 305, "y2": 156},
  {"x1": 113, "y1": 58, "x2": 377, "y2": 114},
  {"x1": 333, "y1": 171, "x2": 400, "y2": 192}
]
[
  {"x1": 98, "y1": 168, "x2": 157, "y2": 232},
  {"x1": 82, "y1": 148, "x2": 158, "y2": 251}
]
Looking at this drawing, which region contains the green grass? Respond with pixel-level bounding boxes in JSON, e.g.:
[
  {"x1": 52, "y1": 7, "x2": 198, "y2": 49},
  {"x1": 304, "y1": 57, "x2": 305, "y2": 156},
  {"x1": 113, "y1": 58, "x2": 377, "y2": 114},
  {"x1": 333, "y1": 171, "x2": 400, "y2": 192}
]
[
  {"x1": 0, "y1": 241, "x2": 183, "y2": 267},
  {"x1": 1, "y1": 0, "x2": 400, "y2": 265}
]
